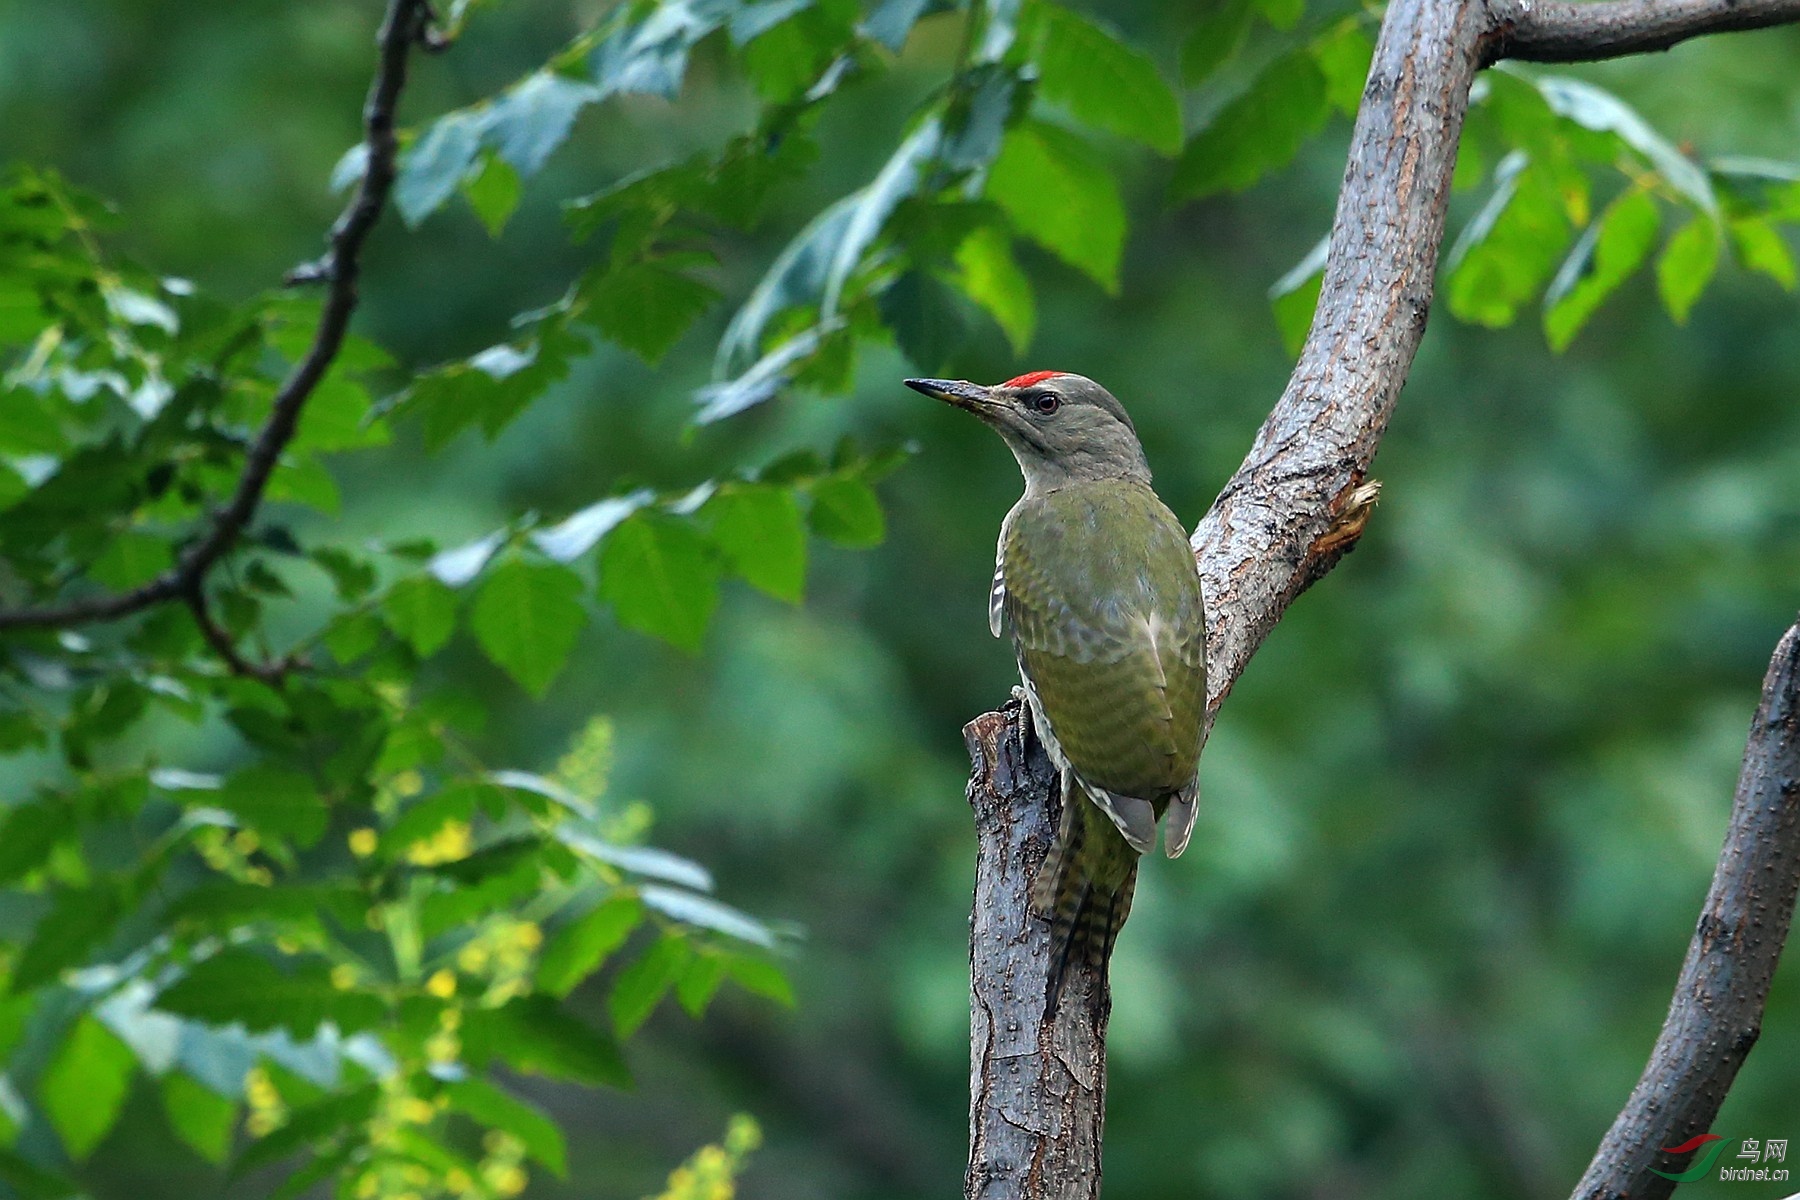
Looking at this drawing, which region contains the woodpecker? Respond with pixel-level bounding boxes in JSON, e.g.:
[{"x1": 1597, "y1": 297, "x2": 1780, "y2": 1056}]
[{"x1": 906, "y1": 371, "x2": 1207, "y2": 1005}]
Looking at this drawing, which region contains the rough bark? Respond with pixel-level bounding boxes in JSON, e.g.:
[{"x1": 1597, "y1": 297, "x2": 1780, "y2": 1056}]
[
  {"x1": 963, "y1": 0, "x2": 1800, "y2": 1195},
  {"x1": 1572, "y1": 617, "x2": 1800, "y2": 1200}
]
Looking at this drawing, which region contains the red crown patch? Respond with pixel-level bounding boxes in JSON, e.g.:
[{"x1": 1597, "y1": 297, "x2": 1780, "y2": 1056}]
[{"x1": 1002, "y1": 370, "x2": 1065, "y2": 389}]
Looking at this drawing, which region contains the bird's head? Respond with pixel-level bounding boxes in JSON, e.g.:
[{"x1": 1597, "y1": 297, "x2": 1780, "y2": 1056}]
[{"x1": 904, "y1": 371, "x2": 1151, "y2": 492}]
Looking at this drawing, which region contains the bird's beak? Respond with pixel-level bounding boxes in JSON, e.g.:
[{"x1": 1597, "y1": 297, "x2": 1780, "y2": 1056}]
[{"x1": 904, "y1": 377, "x2": 997, "y2": 415}]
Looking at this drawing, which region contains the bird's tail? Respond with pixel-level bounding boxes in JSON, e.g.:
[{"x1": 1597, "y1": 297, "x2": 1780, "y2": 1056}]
[{"x1": 1031, "y1": 785, "x2": 1139, "y2": 1013}]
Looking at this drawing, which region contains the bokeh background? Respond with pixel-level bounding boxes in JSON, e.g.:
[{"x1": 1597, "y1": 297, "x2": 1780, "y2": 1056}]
[{"x1": 3, "y1": 1, "x2": 1798, "y2": 1197}]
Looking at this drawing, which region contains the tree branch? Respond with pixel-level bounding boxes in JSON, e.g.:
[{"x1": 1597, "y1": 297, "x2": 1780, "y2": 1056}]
[
  {"x1": 964, "y1": 0, "x2": 1800, "y2": 1194},
  {"x1": 1487, "y1": 0, "x2": 1800, "y2": 64},
  {"x1": 0, "y1": 0, "x2": 431, "y2": 633},
  {"x1": 1572, "y1": 616, "x2": 1800, "y2": 1200}
]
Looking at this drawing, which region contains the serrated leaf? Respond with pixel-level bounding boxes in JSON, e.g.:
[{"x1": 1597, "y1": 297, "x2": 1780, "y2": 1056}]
[
  {"x1": 538, "y1": 895, "x2": 644, "y2": 998},
  {"x1": 397, "y1": 109, "x2": 489, "y2": 226},
  {"x1": 1181, "y1": 0, "x2": 1251, "y2": 84},
  {"x1": 1030, "y1": 6, "x2": 1182, "y2": 155},
  {"x1": 703, "y1": 484, "x2": 807, "y2": 602},
  {"x1": 1172, "y1": 52, "x2": 1327, "y2": 201},
  {"x1": 154, "y1": 950, "x2": 384, "y2": 1037},
  {"x1": 1656, "y1": 217, "x2": 1720, "y2": 323},
  {"x1": 1729, "y1": 217, "x2": 1797, "y2": 289},
  {"x1": 160, "y1": 1072, "x2": 236, "y2": 1166},
  {"x1": 987, "y1": 120, "x2": 1125, "y2": 292},
  {"x1": 583, "y1": 262, "x2": 719, "y2": 364},
  {"x1": 462, "y1": 996, "x2": 629, "y2": 1088},
  {"x1": 1543, "y1": 187, "x2": 1660, "y2": 351},
  {"x1": 470, "y1": 558, "x2": 587, "y2": 696},
  {"x1": 444, "y1": 1079, "x2": 567, "y2": 1177},
  {"x1": 40, "y1": 1016, "x2": 134, "y2": 1160},
  {"x1": 609, "y1": 935, "x2": 692, "y2": 1036},
  {"x1": 486, "y1": 72, "x2": 600, "y2": 176},
  {"x1": 597, "y1": 514, "x2": 721, "y2": 652},
  {"x1": 807, "y1": 475, "x2": 885, "y2": 547},
  {"x1": 382, "y1": 575, "x2": 458, "y2": 657},
  {"x1": 90, "y1": 529, "x2": 172, "y2": 589},
  {"x1": 952, "y1": 224, "x2": 1035, "y2": 352}
]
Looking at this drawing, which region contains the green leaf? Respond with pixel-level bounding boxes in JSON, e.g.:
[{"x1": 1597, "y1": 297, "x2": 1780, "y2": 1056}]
[
  {"x1": 1172, "y1": 52, "x2": 1328, "y2": 201},
  {"x1": 154, "y1": 950, "x2": 384, "y2": 1038},
  {"x1": 0, "y1": 799, "x2": 77, "y2": 885},
  {"x1": 215, "y1": 764, "x2": 327, "y2": 848},
  {"x1": 1444, "y1": 154, "x2": 1574, "y2": 328},
  {"x1": 609, "y1": 934, "x2": 692, "y2": 1037},
  {"x1": 382, "y1": 575, "x2": 458, "y2": 657},
  {"x1": 582, "y1": 261, "x2": 719, "y2": 365},
  {"x1": 538, "y1": 895, "x2": 644, "y2": 998},
  {"x1": 462, "y1": 996, "x2": 629, "y2": 1088},
  {"x1": 444, "y1": 1079, "x2": 567, "y2": 1176},
  {"x1": 675, "y1": 952, "x2": 726, "y2": 1017},
  {"x1": 1543, "y1": 187, "x2": 1660, "y2": 351},
  {"x1": 597, "y1": 514, "x2": 721, "y2": 652},
  {"x1": 1311, "y1": 19, "x2": 1373, "y2": 117},
  {"x1": 1029, "y1": 5, "x2": 1183, "y2": 155},
  {"x1": 40, "y1": 1016, "x2": 134, "y2": 1160},
  {"x1": 486, "y1": 72, "x2": 600, "y2": 176},
  {"x1": 703, "y1": 484, "x2": 807, "y2": 602},
  {"x1": 879, "y1": 270, "x2": 973, "y2": 375},
  {"x1": 722, "y1": 953, "x2": 797, "y2": 1007},
  {"x1": 1729, "y1": 217, "x2": 1797, "y2": 289},
  {"x1": 1533, "y1": 76, "x2": 1715, "y2": 217},
  {"x1": 1657, "y1": 217, "x2": 1720, "y2": 323},
  {"x1": 1181, "y1": 0, "x2": 1252, "y2": 84},
  {"x1": 1253, "y1": 0, "x2": 1304, "y2": 31},
  {"x1": 463, "y1": 152, "x2": 522, "y2": 237},
  {"x1": 470, "y1": 557, "x2": 587, "y2": 696},
  {"x1": 160, "y1": 1072, "x2": 236, "y2": 1166},
  {"x1": 12, "y1": 885, "x2": 124, "y2": 991},
  {"x1": 89, "y1": 529, "x2": 172, "y2": 589},
  {"x1": 952, "y1": 225, "x2": 1036, "y2": 353},
  {"x1": 987, "y1": 120, "x2": 1126, "y2": 292},
  {"x1": 807, "y1": 475, "x2": 885, "y2": 548},
  {"x1": 397, "y1": 109, "x2": 488, "y2": 226},
  {"x1": 232, "y1": 1086, "x2": 379, "y2": 1179}
]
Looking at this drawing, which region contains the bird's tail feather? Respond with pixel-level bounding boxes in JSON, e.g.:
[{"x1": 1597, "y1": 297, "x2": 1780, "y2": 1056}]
[{"x1": 1032, "y1": 788, "x2": 1138, "y2": 1012}]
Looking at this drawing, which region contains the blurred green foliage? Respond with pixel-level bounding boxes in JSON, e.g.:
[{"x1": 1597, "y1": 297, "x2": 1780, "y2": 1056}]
[{"x1": 1, "y1": 0, "x2": 1799, "y2": 1198}]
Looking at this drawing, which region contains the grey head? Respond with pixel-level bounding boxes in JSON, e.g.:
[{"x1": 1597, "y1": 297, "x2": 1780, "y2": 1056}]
[{"x1": 904, "y1": 371, "x2": 1151, "y2": 493}]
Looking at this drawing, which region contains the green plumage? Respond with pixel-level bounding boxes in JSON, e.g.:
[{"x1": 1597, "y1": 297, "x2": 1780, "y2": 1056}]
[
  {"x1": 902, "y1": 370, "x2": 1208, "y2": 1007},
  {"x1": 999, "y1": 479, "x2": 1206, "y2": 999}
]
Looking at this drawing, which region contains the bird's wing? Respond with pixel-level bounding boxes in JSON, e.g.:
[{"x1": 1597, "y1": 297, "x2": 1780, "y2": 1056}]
[
  {"x1": 1002, "y1": 487, "x2": 1205, "y2": 810},
  {"x1": 989, "y1": 536, "x2": 1007, "y2": 639}
]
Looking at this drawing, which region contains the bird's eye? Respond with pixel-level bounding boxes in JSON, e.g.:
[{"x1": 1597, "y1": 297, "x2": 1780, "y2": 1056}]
[{"x1": 1028, "y1": 392, "x2": 1061, "y2": 415}]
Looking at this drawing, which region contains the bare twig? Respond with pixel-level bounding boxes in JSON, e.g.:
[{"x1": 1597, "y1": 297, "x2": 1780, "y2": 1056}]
[
  {"x1": 0, "y1": 0, "x2": 432, "y2": 637},
  {"x1": 1487, "y1": 0, "x2": 1800, "y2": 64},
  {"x1": 963, "y1": 0, "x2": 1800, "y2": 1193},
  {"x1": 1572, "y1": 617, "x2": 1800, "y2": 1200}
]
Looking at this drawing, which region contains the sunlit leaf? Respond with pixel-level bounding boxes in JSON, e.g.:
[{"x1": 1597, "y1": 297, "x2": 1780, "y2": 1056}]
[
  {"x1": 987, "y1": 120, "x2": 1125, "y2": 292},
  {"x1": 382, "y1": 575, "x2": 458, "y2": 657},
  {"x1": 1543, "y1": 187, "x2": 1660, "y2": 351},
  {"x1": 444, "y1": 1078, "x2": 567, "y2": 1176},
  {"x1": 597, "y1": 513, "x2": 720, "y2": 652},
  {"x1": 40, "y1": 1016, "x2": 134, "y2": 1160},
  {"x1": 1029, "y1": 5, "x2": 1182, "y2": 155},
  {"x1": 703, "y1": 483, "x2": 807, "y2": 602},
  {"x1": 538, "y1": 895, "x2": 644, "y2": 998},
  {"x1": 470, "y1": 557, "x2": 587, "y2": 696}
]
